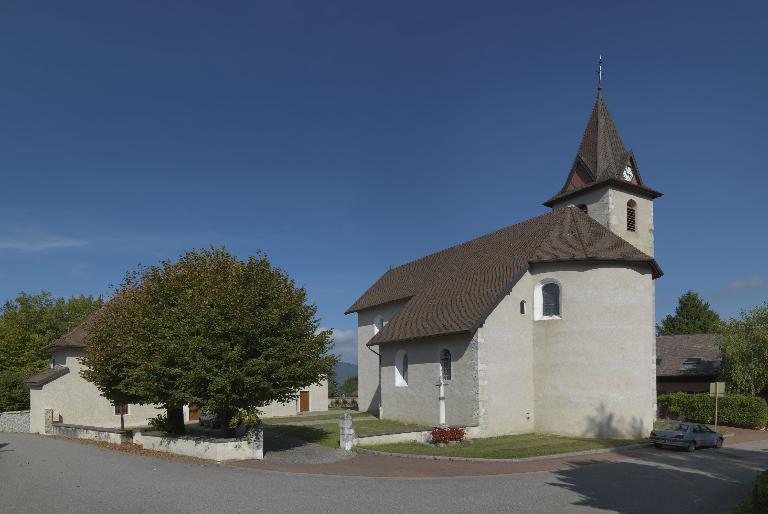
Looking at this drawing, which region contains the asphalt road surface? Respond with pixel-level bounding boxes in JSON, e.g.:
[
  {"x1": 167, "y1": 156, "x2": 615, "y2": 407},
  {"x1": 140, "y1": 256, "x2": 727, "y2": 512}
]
[{"x1": 2, "y1": 433, "x2": 767, "y2": 513}]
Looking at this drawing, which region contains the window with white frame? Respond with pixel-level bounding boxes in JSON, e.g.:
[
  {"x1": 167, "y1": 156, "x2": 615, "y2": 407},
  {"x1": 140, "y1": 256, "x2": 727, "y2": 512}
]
[
  {"x1": 440, "y1": 349, "x2": 452, "y2": 381},
  {"x1": 534, "y1": 279, "x2": 562, "y2": 320},
  {"x1": 395, "y1": 350, "x2": 408, "y2": 386},
  {"x1": 373, "y1": 315, "x2": 384, "y2": 335}
]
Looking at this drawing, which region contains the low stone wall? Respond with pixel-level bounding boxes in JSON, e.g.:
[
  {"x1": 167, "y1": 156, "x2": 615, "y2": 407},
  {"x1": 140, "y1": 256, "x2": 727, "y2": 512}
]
[
  {"x1": 0, "y1": 410, "x2": 30, "y2": 433},
  {"x1": 141, "y1": 429, "x2": 263, "y2": 461},
  {"x1": 355, "y1": 430, "x2": 430, "y2": 446},
  {"x1": 52, "y1": 423, "x2": 132, "y2": 445}
]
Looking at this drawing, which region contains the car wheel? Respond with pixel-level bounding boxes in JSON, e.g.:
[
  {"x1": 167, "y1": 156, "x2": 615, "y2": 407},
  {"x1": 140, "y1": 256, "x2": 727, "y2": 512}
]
[
  {"x1": 686, "y1": 441, "x2": 696, "y2": 452},
  {"x1": 715, "y1": 438, "x2": 723, "y2": 449}
]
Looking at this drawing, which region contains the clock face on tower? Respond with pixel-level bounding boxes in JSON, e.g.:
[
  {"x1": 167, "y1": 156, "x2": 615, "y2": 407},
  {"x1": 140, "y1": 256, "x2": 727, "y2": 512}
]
[{"x1": 622, "y1": 164, "x2": 634, "y2": 182}]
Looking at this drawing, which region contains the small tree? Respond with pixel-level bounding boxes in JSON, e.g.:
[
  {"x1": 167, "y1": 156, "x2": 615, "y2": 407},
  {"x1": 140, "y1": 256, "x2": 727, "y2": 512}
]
[
  {"x1": 339, "y1": 376, "x2": 358, "y2": 397},
  {"x1": 719, "y1": 303, "x2": 768, "y2": 396},
  {"x1": 82, "y1": 248, "x2": 335, "y2": 434},
  {"x1": 658, "y1": 291, "x2": 722, "y2": 336}
]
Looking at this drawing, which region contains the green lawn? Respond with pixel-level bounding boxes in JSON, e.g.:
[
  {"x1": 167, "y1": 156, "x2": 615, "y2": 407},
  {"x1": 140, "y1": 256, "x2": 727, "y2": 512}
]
[
  {"x1": 364, "y1": 432, "x2": 646, "y2": 459},
  {"x1": 267, "y1": 419, "x2": 429, "y2": 448},
  {"x1": 262, "y1": 410, "x2": 369, "y2": 425}
]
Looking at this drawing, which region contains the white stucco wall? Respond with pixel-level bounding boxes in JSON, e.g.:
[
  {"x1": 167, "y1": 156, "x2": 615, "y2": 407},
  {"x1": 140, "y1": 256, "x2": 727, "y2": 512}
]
[
  {"x1": 475, "y1": 272, "x2": 536, "y2": 436},
  {"x1": 259, "y1": 380, "x2": 329, "y2": 417},
  {"x1": 29, "y1": 349, "x2": 162, "y2": 434},
  {"x1": 551, "y1": 186, "x2": 654, "y2": 256},
  {"x1": 356, "y1": 300, "x2": 409, "y2": 414},
  {"x1": 531, "y1": 262, "x2": 656, "y2": 438},
  {"x1": 378, "y1": 334, "x2": 477, "y2": 427}
]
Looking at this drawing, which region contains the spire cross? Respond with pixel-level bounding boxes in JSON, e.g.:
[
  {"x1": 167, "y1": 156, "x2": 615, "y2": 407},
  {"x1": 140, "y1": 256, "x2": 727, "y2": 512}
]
[{"x1": 596, "y1": 55, "x2": 604, "y2": 91}]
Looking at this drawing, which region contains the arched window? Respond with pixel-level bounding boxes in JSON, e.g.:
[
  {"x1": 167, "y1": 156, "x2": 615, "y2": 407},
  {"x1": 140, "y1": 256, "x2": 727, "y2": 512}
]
[
  {"x1": 577, "y1": 204, "x2": 588, "y2": 214},
  {"x1": 440, "y1": 350, "x2": 452, "y2": 381},
  {"x1": 626, "y1": 200, "x2": 637, "y2": 232},
  {"x1": 373, "y1": 315, "x2": 384, "y2": 335},
  {"x1": 542, "y1": 283, "x2": 560, "y2": 317},
  {"x1": 395, "y1": 350, "x2": 408, "y2": 386},
  {"x1": 534, "y1": 279, "x2": 562, "y2": 320},
  {"x1": 519, "y1": 300, "x2": 527, "y2": 315}
]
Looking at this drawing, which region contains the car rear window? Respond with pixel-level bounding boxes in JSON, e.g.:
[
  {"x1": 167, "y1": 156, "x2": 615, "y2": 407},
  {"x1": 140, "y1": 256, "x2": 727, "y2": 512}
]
[{"x1": 660, "y1": 423, "x2": 689, "y2": 431}]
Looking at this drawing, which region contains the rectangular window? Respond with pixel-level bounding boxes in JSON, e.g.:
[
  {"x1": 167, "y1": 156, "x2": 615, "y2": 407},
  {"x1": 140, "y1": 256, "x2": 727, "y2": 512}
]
[{"x1": 114, "y1": 404, "x2": 129, "y2": 416}]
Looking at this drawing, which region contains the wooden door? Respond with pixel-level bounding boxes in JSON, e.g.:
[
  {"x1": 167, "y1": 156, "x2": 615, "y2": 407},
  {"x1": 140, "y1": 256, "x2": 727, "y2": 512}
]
[
  {"x1": 188, "y1": 404, "x2": 201, "y2": 421},
  {"x1": 299, "y1": 391, "x2": 310, "y2": 412}
]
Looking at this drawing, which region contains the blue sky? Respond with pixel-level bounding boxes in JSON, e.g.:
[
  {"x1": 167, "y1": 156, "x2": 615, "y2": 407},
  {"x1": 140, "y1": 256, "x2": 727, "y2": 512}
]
[{"x1": 1, "y1": 1, "x2": 766, "y2": 363}]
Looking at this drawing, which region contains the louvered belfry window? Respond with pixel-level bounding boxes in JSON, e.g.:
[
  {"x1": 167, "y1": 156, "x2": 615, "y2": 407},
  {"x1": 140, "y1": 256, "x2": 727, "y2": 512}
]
[
  {"x1": 627, "y1": 200, "x2": 637, "y2": 232},
  {"x1": 542, "y1": 283, "x2": 560, "y2": 317}
]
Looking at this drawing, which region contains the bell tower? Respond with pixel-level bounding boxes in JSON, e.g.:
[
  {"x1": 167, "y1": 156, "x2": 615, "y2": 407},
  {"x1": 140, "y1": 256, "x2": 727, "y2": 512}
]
[{"x1": 543, "y1": 57, "x2": 662, "y2": 257}]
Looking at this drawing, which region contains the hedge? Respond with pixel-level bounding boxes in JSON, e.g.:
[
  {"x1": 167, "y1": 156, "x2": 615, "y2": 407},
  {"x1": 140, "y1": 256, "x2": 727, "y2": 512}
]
[{"x1": 657, "y1": 392, "x2": 768, "y2": 429}]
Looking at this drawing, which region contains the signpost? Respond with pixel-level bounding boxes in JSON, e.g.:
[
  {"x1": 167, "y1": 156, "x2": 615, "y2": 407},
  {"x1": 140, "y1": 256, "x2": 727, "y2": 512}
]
[{"x1": 709, "y1": 381, "x2": 726, "y2": 431}]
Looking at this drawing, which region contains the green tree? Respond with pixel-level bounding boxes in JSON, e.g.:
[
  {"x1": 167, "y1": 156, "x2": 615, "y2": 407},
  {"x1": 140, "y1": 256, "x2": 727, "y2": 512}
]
[
  {"x1": 81, "y1": 247, "x2": 336, "y2": 434},
  {"x1": 719, "y1": 303, "x2": 768, "y2": 396},
  {"x1": 339, "y1": 376, "x2": 357, "y2": 397},
  {"x1": 658, "y1": 291, "x2": 722, "y2": 335},
  {"x1": 0, "y1": 292, "x2": 102, "y2": 411}
]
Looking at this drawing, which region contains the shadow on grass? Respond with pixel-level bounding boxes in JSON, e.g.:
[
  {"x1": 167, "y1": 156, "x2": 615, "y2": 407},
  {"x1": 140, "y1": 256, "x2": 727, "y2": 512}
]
[
  {"x1": 264, "y1": 425, "x2": 337, "y2": 452},
  {"x1": 548, "y1": 446, "x2": 768, "y2": 514}
]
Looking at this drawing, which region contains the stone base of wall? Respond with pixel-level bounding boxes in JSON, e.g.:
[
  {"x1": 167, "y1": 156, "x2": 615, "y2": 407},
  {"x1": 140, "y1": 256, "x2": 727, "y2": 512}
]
[
  {"x1": 141, "y1": 430, "x2": 263, "y2": 461},
  {"x1": 355, "y1": 430, "x2": 430, "y2": 446},
  {"x1": 0, "y1": 410, "x2": 30, "y2": 433},
  {"x1": 52, "y1": 423, "x2": 132, "y2": 445}
]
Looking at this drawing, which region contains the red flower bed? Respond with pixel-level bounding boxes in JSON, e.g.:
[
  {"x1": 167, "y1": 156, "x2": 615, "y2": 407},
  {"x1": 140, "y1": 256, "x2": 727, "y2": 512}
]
[{"x1": 430, "y1": 427, "x2": 465, "y2": 444}]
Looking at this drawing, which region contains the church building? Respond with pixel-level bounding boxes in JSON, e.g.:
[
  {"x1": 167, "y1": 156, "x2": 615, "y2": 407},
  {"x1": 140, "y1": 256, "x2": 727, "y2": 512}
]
[{"x1": 347, "y1": 80, "x2": 663, "y2": 439}]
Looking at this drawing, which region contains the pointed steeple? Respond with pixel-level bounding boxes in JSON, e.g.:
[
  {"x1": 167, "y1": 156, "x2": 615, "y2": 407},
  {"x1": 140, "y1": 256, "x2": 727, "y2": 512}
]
[
  {"x1": 577, "y1": 92, "x2": 629, "y2": 181},
  {"x1": 543, "y1": 60, "x2": 661, "y2": 207}
]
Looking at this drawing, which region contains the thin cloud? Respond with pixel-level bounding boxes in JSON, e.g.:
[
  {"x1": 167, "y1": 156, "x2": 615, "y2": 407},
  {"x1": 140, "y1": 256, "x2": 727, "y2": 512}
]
[
  {"x1": 318, "y1": 327, "x2": 357, "y2": 360},
  {"x1": 718, "y1": 277, "x2": 766, "y2": 294},
  {"x1": 0, "y1": 237, "x2": 88, "y2": 252}
]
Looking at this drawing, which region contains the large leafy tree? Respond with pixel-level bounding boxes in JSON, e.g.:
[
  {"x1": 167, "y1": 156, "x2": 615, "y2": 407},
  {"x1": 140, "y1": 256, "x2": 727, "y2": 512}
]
[
  {"x1": 719, "y1": 303, "x2": 768, "y2": 396},
  {"x1": 0, "y1": 292, "x2": 102, "y2": 411},
  {"x1": 658, "y1": 291, "x2": 722, "y2": 335},
  {"x1": 81, "y1": 247, "x2": 335, "y2": 434}
]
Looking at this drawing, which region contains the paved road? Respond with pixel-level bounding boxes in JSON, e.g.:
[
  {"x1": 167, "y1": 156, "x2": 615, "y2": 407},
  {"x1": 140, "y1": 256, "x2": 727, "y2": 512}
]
[{"x1": 1, "y1": 433, "x2": 767, "y2": 513}]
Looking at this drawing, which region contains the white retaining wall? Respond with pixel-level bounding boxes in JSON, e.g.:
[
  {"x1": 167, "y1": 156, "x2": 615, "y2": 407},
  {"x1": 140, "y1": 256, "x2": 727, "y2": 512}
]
[{"x1": 141, "y1": 431, "x2": 263, "y2": 461}]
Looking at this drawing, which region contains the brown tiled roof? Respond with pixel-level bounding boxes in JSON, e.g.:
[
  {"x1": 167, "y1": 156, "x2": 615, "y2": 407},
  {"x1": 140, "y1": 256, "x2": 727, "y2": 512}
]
[
  {"x1": 543, "y1": 93, "x2": 662, "y2": 207},
  {"x1": 24, "y1": 366, "x2": 69, "y2": 387},
  {"x1": 347, "y1": 207, "x2": 662, "y2": 345},
  {"x1": 42, "y1": 324, "x2": 89, "y2": 351},
  {"x1": 656, "y1": 334, "x2": 721, "y2": 378}
]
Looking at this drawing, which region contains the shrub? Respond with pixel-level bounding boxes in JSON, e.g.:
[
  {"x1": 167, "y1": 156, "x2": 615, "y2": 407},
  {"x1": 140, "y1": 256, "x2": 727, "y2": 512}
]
[
  {"x1": 657, "y1": 392, "x2": 768, "y2": 429},
  {"x1": 147, "y1": 414, "x2": 174, "y2": 433},
  {"x1": 430, "y1": 427, "x2": 465, "y2": 444}
]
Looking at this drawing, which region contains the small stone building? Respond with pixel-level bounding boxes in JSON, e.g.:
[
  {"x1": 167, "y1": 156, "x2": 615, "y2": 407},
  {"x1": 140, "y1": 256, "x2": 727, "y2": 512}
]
[
  {"x1": 348, "y1": 85, "x2": 663, "y2": 439},
  {"x1": 656, "y1": 334, "x2": 721, "y2": 394},
  {"x1": 26, "y1": 323, "x2": 328, "y2": 433}
]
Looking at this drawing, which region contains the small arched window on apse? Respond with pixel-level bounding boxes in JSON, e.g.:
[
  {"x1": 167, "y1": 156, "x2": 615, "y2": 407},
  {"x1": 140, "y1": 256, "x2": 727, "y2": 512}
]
[
  {"x1": 626, "y1": 200, "x2": 637, "y2": 232},
  {"x1": 395, "y1": 350, "x2": 408, "y2": 387},
  {"x1": 440, "y1": 349, "x2": 452, "y2": 381},
  {"x1": 534, "y1": 279, "x2": 562, "y2": 320},
  {"x1": 373, "y1": 315, "x2": 384, "y2": 335},
  {"x1": 519, "y1": 300, "x2": 527, "y2": 315},
  {"x1": 577, "y1": 204, "x2": 588, "y2": 214}
]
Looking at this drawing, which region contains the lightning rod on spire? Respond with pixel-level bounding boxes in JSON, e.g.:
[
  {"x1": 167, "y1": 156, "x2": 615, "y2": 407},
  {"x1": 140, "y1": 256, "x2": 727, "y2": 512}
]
[{"x1": 596, "y1": 55, "x2": 604, "y2": 91}]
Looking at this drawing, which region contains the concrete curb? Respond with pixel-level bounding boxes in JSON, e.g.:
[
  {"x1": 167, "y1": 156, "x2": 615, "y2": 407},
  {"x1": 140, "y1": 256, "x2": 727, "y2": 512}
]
[{"x1": 354, "y1": 442, "x2": 652, "y2": 463}]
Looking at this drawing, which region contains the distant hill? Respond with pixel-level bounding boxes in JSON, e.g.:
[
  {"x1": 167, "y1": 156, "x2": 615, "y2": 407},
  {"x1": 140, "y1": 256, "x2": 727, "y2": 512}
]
[{"x1": 334, "y1": 361, "x2": 358, "y2": 385}]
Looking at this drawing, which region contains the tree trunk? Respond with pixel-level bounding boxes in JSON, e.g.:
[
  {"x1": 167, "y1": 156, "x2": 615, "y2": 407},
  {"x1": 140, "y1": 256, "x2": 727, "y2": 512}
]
[{"x1": 167, "y1": 406, "x2": 185, "y2": 434}]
